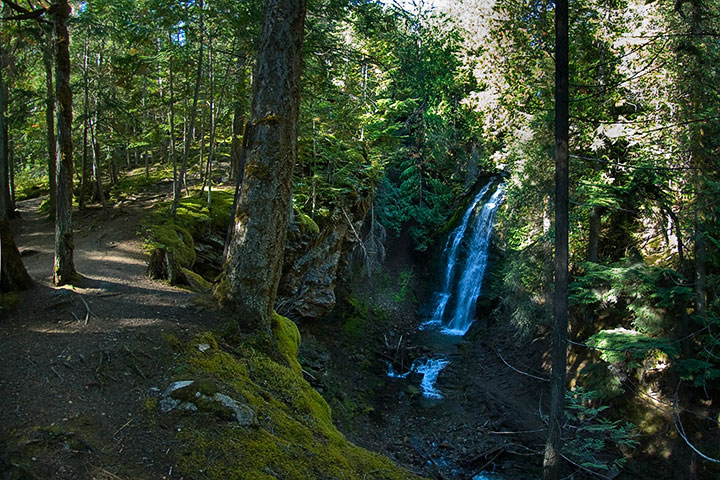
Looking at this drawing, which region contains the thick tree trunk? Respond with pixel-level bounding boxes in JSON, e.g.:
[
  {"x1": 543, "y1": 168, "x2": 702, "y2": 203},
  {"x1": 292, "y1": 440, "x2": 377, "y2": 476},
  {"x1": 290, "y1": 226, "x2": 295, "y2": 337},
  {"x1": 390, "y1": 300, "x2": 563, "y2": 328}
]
[
  {"x1": 543, "y1": 0, "x2": 569, "y2": 478},
  {"x1": 222, "y1": 0, "x2": 307, "y2": 332},
  {"x1": 0, "y1": 37, "x2": 32, "y2": 291},
  {"x1": 0, "y1": 218, "x2": 33, "y2": 292},
  {"x1": 51, "y1": 0, "x2": 77, "y2": 286}
]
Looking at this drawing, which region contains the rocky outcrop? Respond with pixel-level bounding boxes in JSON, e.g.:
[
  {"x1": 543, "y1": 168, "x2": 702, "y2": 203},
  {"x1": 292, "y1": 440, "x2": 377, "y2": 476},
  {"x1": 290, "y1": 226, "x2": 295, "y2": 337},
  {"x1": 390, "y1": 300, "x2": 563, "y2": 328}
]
[
  {"x1": 159, "y1": 378, "x2": 258, "y2": 426},
  {"x1": 275, "y1": 216, "x2": 349, "y2": 321}
]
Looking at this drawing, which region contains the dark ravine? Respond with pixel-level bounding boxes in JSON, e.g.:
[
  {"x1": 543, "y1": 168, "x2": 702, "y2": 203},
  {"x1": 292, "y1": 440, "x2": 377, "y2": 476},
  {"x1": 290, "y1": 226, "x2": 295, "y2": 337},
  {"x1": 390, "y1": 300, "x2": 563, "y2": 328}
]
[{"x1": 298, "y1": 178, "x2": 547, "y2": 480}]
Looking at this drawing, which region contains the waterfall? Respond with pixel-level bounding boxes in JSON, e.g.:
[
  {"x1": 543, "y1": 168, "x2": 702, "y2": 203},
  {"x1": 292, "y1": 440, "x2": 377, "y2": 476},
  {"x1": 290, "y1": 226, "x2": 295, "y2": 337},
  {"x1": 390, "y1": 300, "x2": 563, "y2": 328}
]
[
  {"x1": 425, "y1": 182, "x2": 504, "y2": 336},
  {"x1": 386, "y1": 180, "x2": 504, "y2": 401}
]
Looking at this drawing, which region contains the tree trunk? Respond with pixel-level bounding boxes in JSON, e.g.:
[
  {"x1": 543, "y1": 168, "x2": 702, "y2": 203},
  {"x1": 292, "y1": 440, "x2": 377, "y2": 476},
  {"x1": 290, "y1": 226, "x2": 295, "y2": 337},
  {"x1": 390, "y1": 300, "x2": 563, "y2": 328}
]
[
  {"x1": 51, "y1": 0, "x2": 77, "y2": 286},
  {"x1": 587, "y1": 205, "x2": 600, "y2": 263},
  {"x1": 8, "y1": 137, "x2": 15, "y2": 208},
  {"x1": 205, "y1": 37, "x2": 215, "y2": 207},
  {"x1": 0, "y1": 34, "x2": 12, "y2": 220},
  {"x1": 0, "y1": 35, "x2": 32, "y2": 291},
  {"x1": 79, "y1": 36, "x2": 90, "y2": 210},
  {"x1": 222, "y1": 0, "x2": 307, "y2": 332},
  {"x1": 90, "y1": 119, "x2": 105, "y2": 209},
  {"x1": 0, "y1": 218, "x2": 33, "y2": 292},
  {"x1": 171, "y1": 0, "x2": 204, "y2": 216},
  {"x1": 543, "y1": 0, "x2": 569, "y2": 478},
  {"x1": 40, "y1": 31, "x2": 58, "y2": 220},
  {"x1": 230, "y1": 104, "x2": 245, "y2": 182},
  {"x1": 224, "y1": 119, "x2": 251, "y2": 262},
  {"x1": 108, "y1": 146, "x2": 118, "y2": 185},
  {"x1": 168, "y1": 42, "x2": 178, "y2": 209}
]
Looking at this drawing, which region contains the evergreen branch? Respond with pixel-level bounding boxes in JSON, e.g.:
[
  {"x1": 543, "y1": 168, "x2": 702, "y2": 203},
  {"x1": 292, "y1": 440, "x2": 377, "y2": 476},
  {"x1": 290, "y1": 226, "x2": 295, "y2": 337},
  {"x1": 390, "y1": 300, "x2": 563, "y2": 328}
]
[
  {"x1": 1, "y1": 0, "x2": 31, "y2": 14},
  {"x1": 3, "y1": 7, "x2": 46, "y2": 20},
  {"x1": 571, "y1": 115, "x2": 720, "y2": 135},
  {"x1": 569, "y1": 155, "x2": 701, "y2": 171}
]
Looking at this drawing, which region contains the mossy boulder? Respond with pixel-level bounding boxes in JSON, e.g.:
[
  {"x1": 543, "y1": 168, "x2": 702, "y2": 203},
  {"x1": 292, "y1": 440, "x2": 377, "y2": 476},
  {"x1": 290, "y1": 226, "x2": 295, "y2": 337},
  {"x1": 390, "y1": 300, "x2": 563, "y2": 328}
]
[
  {"x1": 142, "y1": 190, "x2": 234, "y2": 286},
  {"x1": 161, "y1": 329, "x2": 426, "y2": 480},
  {"x1": 145, "y1": 223, "x2": 196, "y2": 285}
]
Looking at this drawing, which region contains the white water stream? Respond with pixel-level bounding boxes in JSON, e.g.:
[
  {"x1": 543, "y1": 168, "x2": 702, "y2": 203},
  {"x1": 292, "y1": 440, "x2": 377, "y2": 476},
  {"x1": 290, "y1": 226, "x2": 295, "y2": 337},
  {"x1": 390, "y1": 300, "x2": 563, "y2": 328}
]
[{"x1": 388, "y1": 181, "x2": 504, "y2": 400}]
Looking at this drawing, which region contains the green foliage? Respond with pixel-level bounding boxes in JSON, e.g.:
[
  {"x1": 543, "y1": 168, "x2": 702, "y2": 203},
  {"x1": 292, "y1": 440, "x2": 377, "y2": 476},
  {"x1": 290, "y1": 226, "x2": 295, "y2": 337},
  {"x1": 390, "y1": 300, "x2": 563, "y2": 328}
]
[
  {"x1": 587, "y1": 328, "x2": 679, "y2": 365},
  {"x1": 391, "y1": 268, "x2": 414, "y2": 303},
  {"x1": 571, "y1": 261, "x2": 691, "y2": 335},
  {"x1": 563, "y1": 387, "x2": 639, "y2": 473},
  {"x1": 108, "y1": 165, "x2": 173, "y2": 203},
  {"x1": 13, "y1": 170, "x2": 49, "y2": 201},
  {"x1": 342, "y1": 294, "x2": 369, "y2": 339}
]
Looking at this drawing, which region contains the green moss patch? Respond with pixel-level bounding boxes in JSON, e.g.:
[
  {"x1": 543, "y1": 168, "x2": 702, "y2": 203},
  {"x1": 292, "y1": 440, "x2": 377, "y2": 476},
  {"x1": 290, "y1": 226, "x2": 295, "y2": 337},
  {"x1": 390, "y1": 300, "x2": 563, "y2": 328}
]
[
  {"x1": 272, "y1": 313, "x2": 302, "y2": 375},
  {"x1": 142, "y1": 189, "x2": 234, "y2": 285},
  {"x1": 165, "y1": 327, "x2": 425, "y2": 480}
]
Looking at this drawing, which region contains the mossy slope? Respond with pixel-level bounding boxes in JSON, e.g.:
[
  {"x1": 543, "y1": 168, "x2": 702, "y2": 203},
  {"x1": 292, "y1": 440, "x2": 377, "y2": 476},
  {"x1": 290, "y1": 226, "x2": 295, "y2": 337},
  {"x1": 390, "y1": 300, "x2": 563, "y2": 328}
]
[{"x1": 168, "y1": 317, "x2": 426, "y2": 480}]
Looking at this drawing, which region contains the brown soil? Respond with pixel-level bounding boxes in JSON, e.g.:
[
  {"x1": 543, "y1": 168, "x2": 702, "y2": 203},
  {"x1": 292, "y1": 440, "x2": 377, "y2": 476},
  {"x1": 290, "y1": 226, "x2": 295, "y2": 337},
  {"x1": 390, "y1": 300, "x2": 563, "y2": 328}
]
[{"x1": 0, "y1": 185, "x2": 228, "y2": 479}]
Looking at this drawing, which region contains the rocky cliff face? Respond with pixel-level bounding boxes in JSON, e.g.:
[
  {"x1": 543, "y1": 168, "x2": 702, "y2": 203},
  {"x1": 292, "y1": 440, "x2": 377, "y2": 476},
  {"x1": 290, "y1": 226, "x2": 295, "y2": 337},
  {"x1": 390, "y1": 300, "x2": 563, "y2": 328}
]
[
  {"x1": 276, "y1": 219, "x2": 349, "y2": 320},
  {"x1": 275, "y1": 194, "x2": 372, "y2": 322}
]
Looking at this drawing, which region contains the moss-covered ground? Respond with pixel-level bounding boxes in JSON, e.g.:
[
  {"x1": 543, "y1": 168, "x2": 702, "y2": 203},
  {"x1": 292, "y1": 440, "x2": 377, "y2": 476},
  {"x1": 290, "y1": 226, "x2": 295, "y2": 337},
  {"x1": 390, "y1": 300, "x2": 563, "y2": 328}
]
[{"x1": 161, "y1": 317, "x2": 426, "y2": 480}]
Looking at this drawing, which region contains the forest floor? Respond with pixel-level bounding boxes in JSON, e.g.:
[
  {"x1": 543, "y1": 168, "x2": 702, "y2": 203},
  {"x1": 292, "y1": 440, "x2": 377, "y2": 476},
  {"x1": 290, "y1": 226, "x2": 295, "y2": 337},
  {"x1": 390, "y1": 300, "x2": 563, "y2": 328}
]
[
  {"x1": 0, "y1": 182, "x2": 549, "y2": 480},
  {"x1": 0, "y1": 183, "x2": 231, "y2": 479}
]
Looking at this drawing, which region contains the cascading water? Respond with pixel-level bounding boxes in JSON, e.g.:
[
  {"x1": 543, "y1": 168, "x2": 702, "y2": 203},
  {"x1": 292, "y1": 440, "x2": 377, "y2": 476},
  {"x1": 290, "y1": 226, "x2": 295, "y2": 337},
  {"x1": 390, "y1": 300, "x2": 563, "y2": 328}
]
[
  {"x1": 387, "y1": 181, "x2": 505, "y2": 400},
  {"x1": 425, "y1": 182, "x2": 504, "y2": 336}
]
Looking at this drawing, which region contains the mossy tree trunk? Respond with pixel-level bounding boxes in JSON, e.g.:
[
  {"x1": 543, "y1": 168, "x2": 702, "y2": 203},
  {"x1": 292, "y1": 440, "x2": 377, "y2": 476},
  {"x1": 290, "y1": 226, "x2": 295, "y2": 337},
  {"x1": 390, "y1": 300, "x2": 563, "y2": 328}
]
[
  {"x1": 79, "y1": 36, "x2": 90, "y2": 211},
  {"x1": 51, "y1": 0, "x2": 77, "y2": 286},
  {"x1": 222, "y1": 0, "x2": 307, "y2": 332}
]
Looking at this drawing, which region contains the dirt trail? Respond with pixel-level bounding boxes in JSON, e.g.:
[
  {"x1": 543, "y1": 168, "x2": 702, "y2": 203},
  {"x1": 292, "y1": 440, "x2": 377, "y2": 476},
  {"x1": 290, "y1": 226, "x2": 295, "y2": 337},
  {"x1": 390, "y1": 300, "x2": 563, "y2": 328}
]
[{"x1": 0, "y1": 187, "x2": 225, "y2": 479}]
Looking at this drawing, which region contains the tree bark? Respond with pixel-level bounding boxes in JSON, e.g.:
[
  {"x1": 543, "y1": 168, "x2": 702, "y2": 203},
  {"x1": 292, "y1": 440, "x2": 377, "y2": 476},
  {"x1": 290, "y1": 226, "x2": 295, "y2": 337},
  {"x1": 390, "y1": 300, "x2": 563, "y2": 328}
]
[
  {"x1": 51, "y1": 0, "x2": 77, "y2": 286},
  {"x1": 171, "y1": 0, "x2": 204, "y2": 216},
  {"x1": 0, "y1": 32, "x2": 32, "y2": 291},
  {"x1": 543, "y1": 0, "x2": 569, "y2": 478},
  {"x1": 222, "y1": 0, "x2": 307, "y2": 332},
  {"x1": 0, "y1": 33, "x2": 12, "y2": 220},
  {"x1": 41, "y1": 29, "x2": 58, "y2": 219},
  {"x1": 79, "y1": 36, "x2": 89, "y2": 211}
]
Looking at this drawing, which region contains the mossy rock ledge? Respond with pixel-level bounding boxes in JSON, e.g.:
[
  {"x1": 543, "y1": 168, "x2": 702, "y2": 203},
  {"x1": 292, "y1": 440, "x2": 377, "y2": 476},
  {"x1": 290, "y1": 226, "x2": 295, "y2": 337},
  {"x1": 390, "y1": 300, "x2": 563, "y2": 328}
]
[{"x1": 157, "y1": 320, "x2": 427, "y2": 480}]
